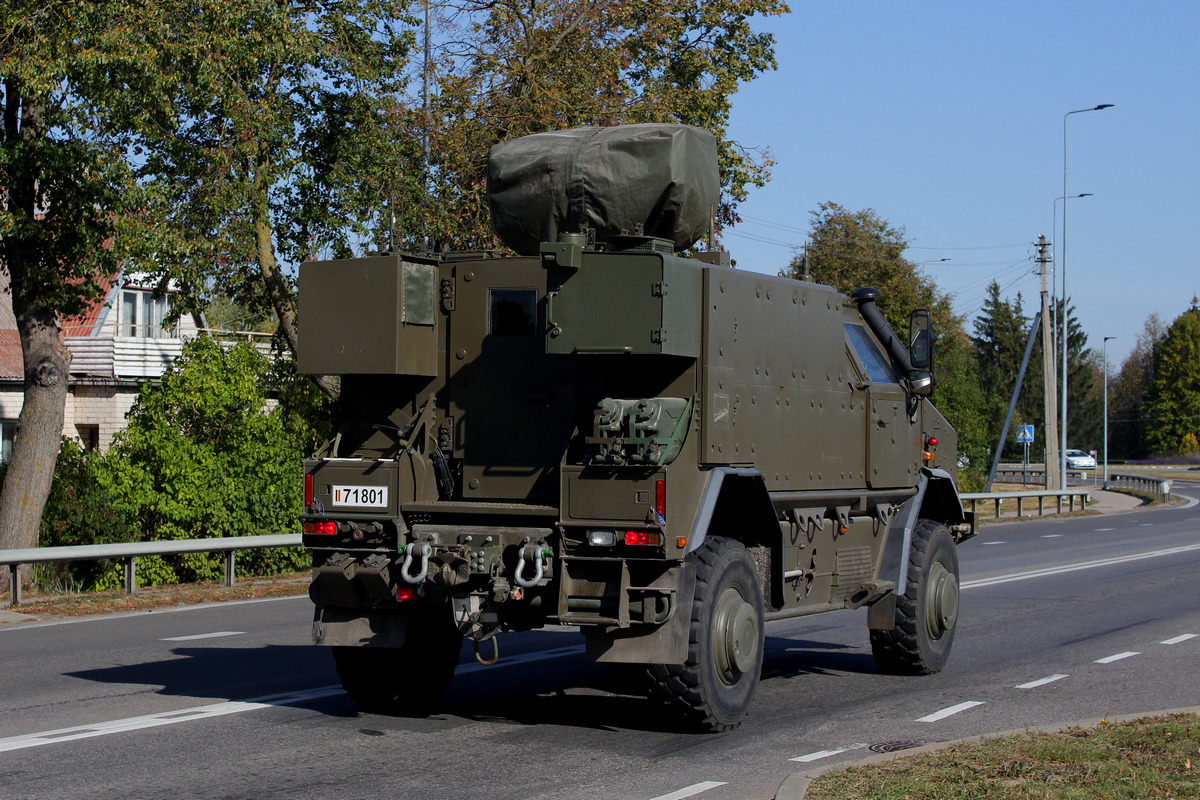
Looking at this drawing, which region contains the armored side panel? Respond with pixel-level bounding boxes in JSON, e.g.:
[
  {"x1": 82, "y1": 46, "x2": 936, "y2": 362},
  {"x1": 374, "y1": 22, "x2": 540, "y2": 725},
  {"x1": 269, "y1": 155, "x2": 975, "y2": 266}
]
[
  {"x1": 298, "y1": 254, "x2": 439, "y2": 376},
  {"x1": 700, "y1": 269, "x2": 866, "y2": 492}
]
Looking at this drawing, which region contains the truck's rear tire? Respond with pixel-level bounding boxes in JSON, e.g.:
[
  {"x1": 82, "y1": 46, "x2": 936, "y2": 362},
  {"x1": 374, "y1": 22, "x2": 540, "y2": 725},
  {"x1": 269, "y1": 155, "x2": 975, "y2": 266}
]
[
  {"x1": 870, "y1": 518, "x2": 959, "y2": 675},
  {"x1": 333, "y1": 605, "x2": 463, "y2": 715},
  {"x1": 648, "y1": 536, "x2": 764, "y2": 731}
]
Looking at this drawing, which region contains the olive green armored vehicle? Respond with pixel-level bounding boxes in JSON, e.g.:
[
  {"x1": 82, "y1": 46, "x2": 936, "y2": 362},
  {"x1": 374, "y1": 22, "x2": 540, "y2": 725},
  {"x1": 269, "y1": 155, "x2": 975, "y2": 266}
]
[{"x1": 298, "y1": 124, "x2": 974, "y2": 731}]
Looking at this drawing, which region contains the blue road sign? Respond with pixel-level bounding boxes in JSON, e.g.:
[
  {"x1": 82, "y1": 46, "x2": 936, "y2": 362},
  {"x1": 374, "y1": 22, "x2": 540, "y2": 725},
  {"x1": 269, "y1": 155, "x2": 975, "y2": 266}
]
[{"x1": 1017, "y1": 425, "x2": 1035, "y2": 444}]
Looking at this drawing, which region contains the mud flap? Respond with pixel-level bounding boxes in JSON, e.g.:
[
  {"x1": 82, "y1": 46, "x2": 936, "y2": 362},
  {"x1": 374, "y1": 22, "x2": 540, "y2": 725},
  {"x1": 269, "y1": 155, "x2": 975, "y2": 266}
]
[
  {"x1": 583, "y1": 562, "x2": 697, "y2": 665},
  {"x1": 313, "y1": 606, "x2": 411, "y2": 648}
]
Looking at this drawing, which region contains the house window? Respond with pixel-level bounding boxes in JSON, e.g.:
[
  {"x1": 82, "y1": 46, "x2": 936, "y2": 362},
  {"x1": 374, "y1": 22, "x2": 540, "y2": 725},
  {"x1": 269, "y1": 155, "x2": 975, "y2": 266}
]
[
  {"x1": 0, "y1": 420, "x2": 15, "y2": 464},
  {"x1": 120, "y1": 289, "x2": 171, "y2": 339},
  {"x1": 77, "y1": 424, "x2": 100, "y2": 453}
]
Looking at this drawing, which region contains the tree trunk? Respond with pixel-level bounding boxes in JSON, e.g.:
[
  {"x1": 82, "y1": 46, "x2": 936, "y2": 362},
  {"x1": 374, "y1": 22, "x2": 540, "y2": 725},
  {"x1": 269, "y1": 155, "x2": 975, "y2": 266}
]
[
  {"x1": 250, "y1": 168, "x2": 338, "y2": 400},
  {"x1": 0, "y1": 274, "x2": 71, "y2": 557}
]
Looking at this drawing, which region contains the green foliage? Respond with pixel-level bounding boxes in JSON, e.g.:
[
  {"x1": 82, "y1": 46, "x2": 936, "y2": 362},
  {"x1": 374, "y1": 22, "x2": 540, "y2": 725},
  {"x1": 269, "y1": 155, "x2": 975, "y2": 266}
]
[
  {"x1": 1108, "y1": 314, "x2": 1164, "y2": 460},
  {"x1": 34, "y1": 440, "x2": 138, "y2": 590},
  {"x1": 1145, "y1": 306, "x2": 1200, "y2": 455},
  {"x1": 95, "y1": 337, "x2": 315, "y2": 586},
  {"x1": 423, "y1": 0, "x2": 788, "y2": 250}
]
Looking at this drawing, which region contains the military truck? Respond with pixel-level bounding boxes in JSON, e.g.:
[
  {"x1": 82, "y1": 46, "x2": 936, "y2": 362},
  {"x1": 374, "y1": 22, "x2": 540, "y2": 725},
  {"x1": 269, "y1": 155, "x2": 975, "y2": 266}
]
[{"x1": 298, "y1": 124, "x2": 974, "y2": 731}]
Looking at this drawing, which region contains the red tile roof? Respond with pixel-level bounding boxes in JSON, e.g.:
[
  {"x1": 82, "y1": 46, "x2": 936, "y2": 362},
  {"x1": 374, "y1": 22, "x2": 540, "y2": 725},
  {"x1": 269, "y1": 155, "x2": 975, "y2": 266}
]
[
  {"x1": 61, "y1": 275, "x2": 115, "y2": 338},
  {"x1": 0, "y1": 329, "x2": 22, "y2": 379}
]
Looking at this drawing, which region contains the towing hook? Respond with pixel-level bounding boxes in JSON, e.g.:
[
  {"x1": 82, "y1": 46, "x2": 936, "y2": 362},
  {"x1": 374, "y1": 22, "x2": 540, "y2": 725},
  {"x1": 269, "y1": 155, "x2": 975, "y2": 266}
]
[
  {"x1": 400, "y1": 543, "x2": 432, "y2": 584},
  {"x1": 474, "y1": 636, "x2": 499, "y2": 666},
  {"x1": 514, "y1": 544, "x2": 546, "y2": 588}
]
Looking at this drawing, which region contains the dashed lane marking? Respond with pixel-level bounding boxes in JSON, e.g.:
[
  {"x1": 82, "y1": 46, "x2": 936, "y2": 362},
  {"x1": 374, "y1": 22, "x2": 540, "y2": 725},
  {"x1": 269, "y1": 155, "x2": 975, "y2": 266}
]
[
  {"x1": 1161, "y1": 634, "x2": 1197, "y2": 645},
  {"x1": 160, "y1": 631, "x2": 245, "y2": 642},
  {"x1": 1016, "y1": 674, "x2": 1069, "y2": 689},
  {"x1": 790, "y1": 743, "x2": 868, "y2": 763},
  {"x1": 0, "y1": 685, "x2": 344, "y2": 753},
  {"x1": 1095, "y1": 651, "x2": 1140, "y2": 664},
  {"x1": 981, "y1": 541, "x2": 1006, "y2": 546},
  {"x1": 917, "y1": 701, "x2": 985, "y2": 722},
  {"x1": 1041, "y1": 534, "x2": 1064, "y2": 538},
  {"x1": 647, "y1": 781, "x2": 727, "y2": 800}
]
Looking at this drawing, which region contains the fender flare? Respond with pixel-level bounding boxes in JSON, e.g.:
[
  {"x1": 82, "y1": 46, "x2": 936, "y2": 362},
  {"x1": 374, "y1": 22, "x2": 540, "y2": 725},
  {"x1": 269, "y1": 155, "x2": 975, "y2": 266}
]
[
  {"x1": 878, "y1": 468, "x2": 966, "y2": 595},
  {"x1": 685, "y1": 468, "x2": 778, "y2": 555}
]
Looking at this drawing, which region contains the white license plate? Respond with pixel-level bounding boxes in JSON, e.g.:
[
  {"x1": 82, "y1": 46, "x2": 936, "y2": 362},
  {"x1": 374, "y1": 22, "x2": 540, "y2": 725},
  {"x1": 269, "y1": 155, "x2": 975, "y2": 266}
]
[{"x1": 331, "y1": 485, "x2": 389, "y2": 508}]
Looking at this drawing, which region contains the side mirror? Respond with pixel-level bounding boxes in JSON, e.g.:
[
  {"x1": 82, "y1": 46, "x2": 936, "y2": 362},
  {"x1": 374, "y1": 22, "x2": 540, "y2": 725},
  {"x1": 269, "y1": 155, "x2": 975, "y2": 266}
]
[{"x1": 909, "y1": 310, "x2": 934, "y2": 371}]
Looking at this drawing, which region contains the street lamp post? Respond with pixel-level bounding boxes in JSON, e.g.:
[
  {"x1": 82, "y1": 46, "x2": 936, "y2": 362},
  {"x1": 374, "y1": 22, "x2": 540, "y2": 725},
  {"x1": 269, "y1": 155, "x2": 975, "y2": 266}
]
[
  {"x1": 1103, "y1": 336, "x2": 1115, "y2": 489},
  {"x1": 1060, "y1": 103, "x2": 1114, "y2": 486}
]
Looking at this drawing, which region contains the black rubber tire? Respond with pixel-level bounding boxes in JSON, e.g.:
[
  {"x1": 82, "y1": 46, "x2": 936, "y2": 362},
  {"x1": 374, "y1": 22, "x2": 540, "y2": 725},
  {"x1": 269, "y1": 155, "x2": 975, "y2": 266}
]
[
  {"x1": 647, "y1": 536, "x2": 765, "y2": 732},
  {"x1": 870, "y1": 518, "x2": 960, "y2": 675},
  {"x1": 333, "y1": 605, "x2": 463, "y2": 715}
]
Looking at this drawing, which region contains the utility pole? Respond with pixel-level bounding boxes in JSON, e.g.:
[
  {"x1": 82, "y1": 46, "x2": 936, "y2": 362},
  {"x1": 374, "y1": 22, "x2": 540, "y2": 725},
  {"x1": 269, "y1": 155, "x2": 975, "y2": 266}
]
[{"x1": 1036, "y1": 235, "x2": 1061, "y2": 489}]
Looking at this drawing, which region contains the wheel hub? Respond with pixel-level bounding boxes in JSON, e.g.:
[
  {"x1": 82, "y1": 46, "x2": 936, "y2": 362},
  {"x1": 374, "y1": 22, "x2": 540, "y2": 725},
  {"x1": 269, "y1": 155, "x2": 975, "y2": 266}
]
[
  {"x1": 924, "y1": 561, "x2": 959, "y2": 640},
  {"x1": 713, "y1": 587, "x2": 759, "y2": 684}
]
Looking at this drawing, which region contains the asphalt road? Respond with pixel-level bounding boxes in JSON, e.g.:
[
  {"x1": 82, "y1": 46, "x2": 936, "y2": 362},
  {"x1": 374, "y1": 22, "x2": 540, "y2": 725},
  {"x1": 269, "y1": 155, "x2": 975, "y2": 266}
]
[{"x1": 2, "y1": 486, "x2": 1198, "y2": 800}]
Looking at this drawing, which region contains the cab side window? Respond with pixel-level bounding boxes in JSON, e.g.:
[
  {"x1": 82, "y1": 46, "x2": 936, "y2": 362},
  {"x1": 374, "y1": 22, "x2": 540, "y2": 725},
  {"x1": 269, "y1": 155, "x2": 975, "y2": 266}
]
[{"x1": 844, "y1": 323, "x2": 897, "y2": 383}]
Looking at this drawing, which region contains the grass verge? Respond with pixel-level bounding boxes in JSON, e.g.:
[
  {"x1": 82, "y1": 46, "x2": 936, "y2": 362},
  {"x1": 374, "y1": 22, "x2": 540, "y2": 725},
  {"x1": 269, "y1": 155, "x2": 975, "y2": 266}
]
[{"x1": 803, "y1": 713, "x2": 1200, "y2": 799}]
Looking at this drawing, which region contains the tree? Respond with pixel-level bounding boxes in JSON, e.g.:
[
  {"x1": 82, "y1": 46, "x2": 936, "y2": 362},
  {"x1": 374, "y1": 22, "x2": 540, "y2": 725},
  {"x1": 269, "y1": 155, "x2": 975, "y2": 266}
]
[
  {"x1": 970, "y1": 282, "x2": 1032, "y2": 458},
  {"x1": 1109, "y1": 314, "x2": 1165, "y2": 460},
  {"x1": 0, "y1": 2, "x2": 151, "y2": 557},
  {"x1": 419, "y1": 0, "x2": 788, "y2": 250},
  {"x1": 126, "y1": 1, "x2": 421, "y2": 364},
  {"x1": 1145, "y1": 302, "x2": 1200, "y2": 455}
]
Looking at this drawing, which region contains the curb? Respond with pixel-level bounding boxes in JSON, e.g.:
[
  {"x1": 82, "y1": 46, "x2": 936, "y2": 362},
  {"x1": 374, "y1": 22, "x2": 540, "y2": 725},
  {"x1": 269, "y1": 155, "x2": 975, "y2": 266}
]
[{"x1": 773, "y1": 706, "x2": 1200, "y2": 799}]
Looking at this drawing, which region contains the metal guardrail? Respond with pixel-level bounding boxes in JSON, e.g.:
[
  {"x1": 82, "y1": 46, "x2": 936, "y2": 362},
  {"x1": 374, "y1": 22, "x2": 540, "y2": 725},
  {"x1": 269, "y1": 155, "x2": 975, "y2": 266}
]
[
  {"x1": 991, "y1": 467, "x2": 1087, "y2": 484},
  {"x1": 0, "y1": 534, "x2": 302, "y2": 607},
  {"x1": 959, "y1": 488, "x2": 1092, "y2": 520},
  {"x1": 1106, "y1": 473, "x2": 1172, "y2": 499}
]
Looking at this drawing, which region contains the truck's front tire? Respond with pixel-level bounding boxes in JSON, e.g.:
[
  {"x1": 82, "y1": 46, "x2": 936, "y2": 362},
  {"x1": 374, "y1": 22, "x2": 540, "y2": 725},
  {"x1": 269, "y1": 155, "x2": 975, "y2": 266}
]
[
  {"x1": 333, "y1": 605, "x2": 463, "y2": 715},
  {"x1": 870, "y1": 518, "x2": 959, "y2": 675},
  {"x1": 648, "y1": 536, "x2": 764, "y2": 731}
]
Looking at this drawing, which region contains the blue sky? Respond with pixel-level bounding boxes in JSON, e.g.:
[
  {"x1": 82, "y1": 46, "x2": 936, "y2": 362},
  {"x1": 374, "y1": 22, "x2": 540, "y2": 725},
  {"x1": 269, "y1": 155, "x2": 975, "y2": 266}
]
[{"x1": 725, "y1": 0, "x2": 1199, "y2": 368}]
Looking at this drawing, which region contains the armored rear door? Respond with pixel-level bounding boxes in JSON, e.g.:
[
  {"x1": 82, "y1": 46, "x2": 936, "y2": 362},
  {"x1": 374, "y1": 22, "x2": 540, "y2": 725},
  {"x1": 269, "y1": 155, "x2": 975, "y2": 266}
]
[
  {"x1": 446, "y1": 258, "x2": 575, "y2": 503},
  {"x1": 844, "y1": 321, "x2": 919, "y2": 489}
]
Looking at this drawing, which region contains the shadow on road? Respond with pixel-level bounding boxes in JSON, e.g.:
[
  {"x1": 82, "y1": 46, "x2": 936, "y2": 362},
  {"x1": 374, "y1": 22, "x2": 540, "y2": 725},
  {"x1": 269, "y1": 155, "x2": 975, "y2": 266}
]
[{"x1": 61, "y1": 630, "x2": 885, "y2": 732}]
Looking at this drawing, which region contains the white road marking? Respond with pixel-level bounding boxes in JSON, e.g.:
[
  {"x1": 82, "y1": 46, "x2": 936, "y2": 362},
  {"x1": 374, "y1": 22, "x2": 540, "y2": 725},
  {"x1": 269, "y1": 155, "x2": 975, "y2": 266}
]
[
  {"x1": 1160, "y1": 634, "x2": 1197, "y2": 645},
  {"x1": 961, "y1": 543, "x2": 1200, "y2": 589},
  {"x1": 1095, "y1": 651, "x2": 1140, "y2": 664},
  {"x1": 790, "y1": 743, "x2": 868, "y2": 763},
  {"x1": 1016, "y1": 674, "x2": 1069, "y2": 689},
  {"x1": 917, "y1": 701, "x2": 984, "y2": 722},
  {"x1": 0, "y1": 685, "x2": 343, "y2": 753},
  {"x1": 981, "y1": 541, "x2": 1006, "y2": 546},
  {"x1": 160, "y1": 631, "x2": 245, "y2": 642},
  {"x1": 1094, "y1": 528, "x2": 1115, "y2": 532},
  {"x1": 1139, "y1": 523, "x2": 1153, "y2": 527},
  {"x1": 648, "y1": 781, "x2": 727, "y2": 800},
  {"x1": 1041, "y1": 534, "x2": 1064, "y2": 538}
]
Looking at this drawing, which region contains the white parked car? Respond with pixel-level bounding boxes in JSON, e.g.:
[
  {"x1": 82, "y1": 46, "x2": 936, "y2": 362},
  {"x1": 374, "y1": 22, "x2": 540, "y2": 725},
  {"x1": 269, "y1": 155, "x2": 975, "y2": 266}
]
[{"x1": 1064, "y1": 449, "x2": 1097, "y2": 469}]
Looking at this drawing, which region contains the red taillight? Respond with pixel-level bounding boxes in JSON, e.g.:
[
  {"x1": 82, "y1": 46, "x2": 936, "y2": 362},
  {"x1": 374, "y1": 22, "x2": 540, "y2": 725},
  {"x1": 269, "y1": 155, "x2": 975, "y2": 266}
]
[
  {"x1": 655, "y1": 479, "x2": 666, "y2": 520},
  {"x1": 395, "y1": 586, "x2": 417, "y2": 601},
  {"x1": 303, "y1": 520, "x2": 337, "y2": 536},
  {"x1": 304, "y1": 474, "x2": 314, "y2": 507},
  {"x1": 623, "y1": 530, "x2": 663, "y2": 546}
]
